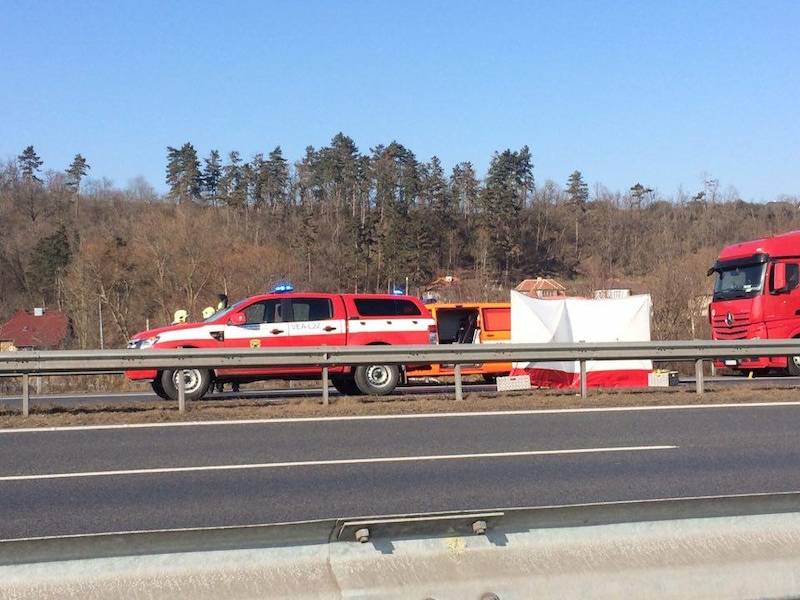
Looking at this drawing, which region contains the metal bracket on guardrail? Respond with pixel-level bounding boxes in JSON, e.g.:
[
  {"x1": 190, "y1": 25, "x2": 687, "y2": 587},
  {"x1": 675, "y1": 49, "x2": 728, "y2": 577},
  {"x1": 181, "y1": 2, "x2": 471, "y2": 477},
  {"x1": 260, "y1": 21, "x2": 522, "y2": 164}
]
[{"x1": 337, "y1": 511, "x2": 505, "y2": 542}]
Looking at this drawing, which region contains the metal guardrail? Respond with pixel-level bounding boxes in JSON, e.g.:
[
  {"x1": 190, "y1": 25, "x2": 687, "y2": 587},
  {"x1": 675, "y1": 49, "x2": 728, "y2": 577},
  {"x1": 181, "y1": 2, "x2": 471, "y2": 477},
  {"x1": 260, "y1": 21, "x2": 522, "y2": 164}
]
[
  {"x1": 3, "y1": 491, "x2": 800, "y2": 598},
  {"x1": 2, "y1": 339, "x2": 799, "y2": 415}
]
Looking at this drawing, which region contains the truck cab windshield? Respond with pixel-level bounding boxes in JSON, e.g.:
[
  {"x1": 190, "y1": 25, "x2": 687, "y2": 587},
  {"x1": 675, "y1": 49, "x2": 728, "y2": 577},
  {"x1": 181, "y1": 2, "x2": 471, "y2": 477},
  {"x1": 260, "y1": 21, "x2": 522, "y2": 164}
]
[{"x1": 713, "y1": 263, "x2": 765, "y2": 300}]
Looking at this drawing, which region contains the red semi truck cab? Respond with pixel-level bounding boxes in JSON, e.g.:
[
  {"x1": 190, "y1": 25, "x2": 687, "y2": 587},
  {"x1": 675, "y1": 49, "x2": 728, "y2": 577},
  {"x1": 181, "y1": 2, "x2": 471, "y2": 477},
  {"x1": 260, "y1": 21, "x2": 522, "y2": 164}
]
[
  {"x1": 126, "y1": 292, "x2": 436, "y2": 400},
  {"x1": 709, "y1": 230, "x2": 800, "y2": 374}
]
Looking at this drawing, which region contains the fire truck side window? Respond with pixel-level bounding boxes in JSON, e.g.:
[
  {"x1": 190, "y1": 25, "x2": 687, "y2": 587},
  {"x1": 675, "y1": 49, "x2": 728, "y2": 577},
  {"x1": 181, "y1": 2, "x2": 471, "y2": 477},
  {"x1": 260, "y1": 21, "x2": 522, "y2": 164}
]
[
  {"x1": 354, "y1": 299, "x2": 422, "y2": 317},
  {"x1": 242, "y1": 300, "x2": 282, "y2": 325},
  {"x1": 289, "y1": 298, "x2": 333, "y2": 321}
]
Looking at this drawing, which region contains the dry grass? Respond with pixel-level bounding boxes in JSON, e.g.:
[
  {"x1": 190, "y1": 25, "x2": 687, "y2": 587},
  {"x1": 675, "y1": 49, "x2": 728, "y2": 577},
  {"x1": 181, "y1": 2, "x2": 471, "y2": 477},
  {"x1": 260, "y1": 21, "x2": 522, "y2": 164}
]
[{"x1": 1, "y1": 385, "x2": 798, "y2": 429}]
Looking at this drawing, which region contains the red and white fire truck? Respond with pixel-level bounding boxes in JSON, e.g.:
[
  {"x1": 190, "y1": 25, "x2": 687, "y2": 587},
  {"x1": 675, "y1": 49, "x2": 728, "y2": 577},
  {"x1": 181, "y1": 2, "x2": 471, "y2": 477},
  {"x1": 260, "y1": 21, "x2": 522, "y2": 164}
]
[{"x1": 126, "y1": 290, "x2": 437, "y2": 400}]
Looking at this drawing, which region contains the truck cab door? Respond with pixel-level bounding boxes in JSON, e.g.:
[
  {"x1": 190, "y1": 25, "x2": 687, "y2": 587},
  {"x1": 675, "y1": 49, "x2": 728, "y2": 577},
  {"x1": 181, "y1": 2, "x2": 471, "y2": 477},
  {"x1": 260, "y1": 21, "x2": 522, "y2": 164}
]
[
  {"x1": 216, "y1": 298, "x2": 288, "y2": 377},
  {"x1": 286, "y1": 296, "x2": 347, "y2": 374},
  {"x1": 767, "y1": 262, "x2": 800, "y2": 338}
]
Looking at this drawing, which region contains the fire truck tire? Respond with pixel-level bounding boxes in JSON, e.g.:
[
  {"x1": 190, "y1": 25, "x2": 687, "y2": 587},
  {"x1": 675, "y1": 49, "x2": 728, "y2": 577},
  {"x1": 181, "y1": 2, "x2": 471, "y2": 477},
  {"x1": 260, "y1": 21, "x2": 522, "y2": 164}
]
[
  {"x1": 161, "y1": 368, "x2": 211, "y2": 401},
  {"x1": 150, "y1": 378, "x2": 169, "y2": 400},
  {"x1": 788, "y1": 355, "x2": 800, "y2": 376},
  {"x1": 354, "y1": 365, "x2": 400, "y2": 395},
  {"x1": 331, "y1": 375, "x2": 362, "y2": 396}
]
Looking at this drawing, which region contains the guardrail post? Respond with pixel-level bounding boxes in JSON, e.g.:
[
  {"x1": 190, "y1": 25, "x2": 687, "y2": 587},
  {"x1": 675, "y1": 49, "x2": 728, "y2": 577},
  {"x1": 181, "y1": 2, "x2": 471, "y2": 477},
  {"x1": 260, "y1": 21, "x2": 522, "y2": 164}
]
[
  {"x1": 695, "y1": 359, "x2": 705, "y2": 395},
  {"x1": 177, "y1": 371, "x2": 186, "y2": 413},
  {"x1": 21, "y1": 373, "x2": 29, "y2": 417},
  {"x1": 579, "y1": 360, "x2": 588, "y2": 399},
  {"x1": 322, "y1": 366, "x2": 329, "y2": 406},
  {"x1": 454, "y1": 364, "x2": 463, "y2": 401}
]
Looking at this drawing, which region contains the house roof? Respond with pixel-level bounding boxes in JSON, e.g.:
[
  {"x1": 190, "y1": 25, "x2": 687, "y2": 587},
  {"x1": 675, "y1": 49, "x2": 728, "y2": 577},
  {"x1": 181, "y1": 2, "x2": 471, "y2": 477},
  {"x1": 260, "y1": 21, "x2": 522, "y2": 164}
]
[
  {"x1": 0, "y1": 310, "x2": 69, "y2": 348},
  {"x1": 425, "y1": 275, "x2": 461, "y2": 291},
  {"x1": 515, "y1": 277, "x2": 566, "y2": 293}
]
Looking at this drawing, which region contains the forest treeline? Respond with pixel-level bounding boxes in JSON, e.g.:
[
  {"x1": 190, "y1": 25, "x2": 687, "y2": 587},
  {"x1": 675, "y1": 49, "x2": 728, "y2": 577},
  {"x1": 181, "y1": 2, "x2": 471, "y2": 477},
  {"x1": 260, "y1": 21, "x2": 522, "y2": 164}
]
[{"x1": 1, "y1": 134, "x2": 799, "y2": 348}]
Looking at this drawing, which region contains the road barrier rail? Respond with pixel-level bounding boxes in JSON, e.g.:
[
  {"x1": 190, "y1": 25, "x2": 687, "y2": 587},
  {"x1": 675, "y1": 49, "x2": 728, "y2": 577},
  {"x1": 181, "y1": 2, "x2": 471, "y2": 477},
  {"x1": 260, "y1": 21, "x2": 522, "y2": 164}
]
[
  {"x1": 2, "y1": 339, "x2": 799, "y2": 414},
  {"x1": 3, "y1": 491, "x2": 800, "y2": 599}
]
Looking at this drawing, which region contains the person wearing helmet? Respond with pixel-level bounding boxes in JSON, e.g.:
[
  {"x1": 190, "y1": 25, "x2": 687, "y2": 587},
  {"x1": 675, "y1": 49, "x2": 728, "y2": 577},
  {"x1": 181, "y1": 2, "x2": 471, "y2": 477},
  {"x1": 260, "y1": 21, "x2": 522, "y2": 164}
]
[{"x1": 216, "y1": 293, "x2": 228, "y2": 311}]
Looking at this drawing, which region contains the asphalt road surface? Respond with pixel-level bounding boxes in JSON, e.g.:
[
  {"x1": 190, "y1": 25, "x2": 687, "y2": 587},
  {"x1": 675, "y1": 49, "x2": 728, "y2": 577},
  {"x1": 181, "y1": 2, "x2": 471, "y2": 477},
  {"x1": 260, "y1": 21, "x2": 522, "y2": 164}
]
[{"x1": 2, "y1": 401, "x2": 800, "y2": 539}]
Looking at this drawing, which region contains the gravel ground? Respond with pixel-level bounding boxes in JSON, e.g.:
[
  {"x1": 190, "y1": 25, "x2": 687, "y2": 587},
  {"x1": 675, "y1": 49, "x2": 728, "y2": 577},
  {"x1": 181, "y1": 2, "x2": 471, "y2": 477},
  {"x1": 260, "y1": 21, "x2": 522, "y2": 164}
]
[{"x1": 1, "y1": 385, "x2": 798, "y2": 428}]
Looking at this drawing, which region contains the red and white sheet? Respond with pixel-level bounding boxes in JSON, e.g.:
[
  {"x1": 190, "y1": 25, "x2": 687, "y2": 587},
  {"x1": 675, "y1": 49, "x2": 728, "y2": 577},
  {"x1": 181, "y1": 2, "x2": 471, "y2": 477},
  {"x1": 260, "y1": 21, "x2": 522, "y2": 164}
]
[{"x1": 509, "y1": 291, "x2": 652, "y2": 388}]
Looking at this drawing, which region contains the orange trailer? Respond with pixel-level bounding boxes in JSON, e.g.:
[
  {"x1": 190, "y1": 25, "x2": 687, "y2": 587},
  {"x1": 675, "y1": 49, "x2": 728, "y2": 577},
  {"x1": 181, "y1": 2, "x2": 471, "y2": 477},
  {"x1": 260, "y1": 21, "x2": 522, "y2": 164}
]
[{"x1": 406, "y1": 302, "x2": 511, "y2": 381}]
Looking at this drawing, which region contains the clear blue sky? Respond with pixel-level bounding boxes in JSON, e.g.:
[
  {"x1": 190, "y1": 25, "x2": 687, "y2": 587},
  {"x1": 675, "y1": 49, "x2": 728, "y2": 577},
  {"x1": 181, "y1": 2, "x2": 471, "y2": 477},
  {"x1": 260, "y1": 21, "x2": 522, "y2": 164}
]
[{"x1": 1, "y1": 0, "x2": 798, "y2": 200}]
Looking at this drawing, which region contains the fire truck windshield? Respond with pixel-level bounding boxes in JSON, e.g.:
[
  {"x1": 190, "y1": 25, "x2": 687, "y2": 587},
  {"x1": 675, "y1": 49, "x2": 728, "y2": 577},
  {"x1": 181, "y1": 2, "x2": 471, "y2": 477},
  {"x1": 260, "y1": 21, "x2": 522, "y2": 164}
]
[
  {"x1": 203, "y1": 300, "x2": 247, "y2": 323},
  {"x1": 712, "y1": 262, "x2": 765, "y2": 300}
]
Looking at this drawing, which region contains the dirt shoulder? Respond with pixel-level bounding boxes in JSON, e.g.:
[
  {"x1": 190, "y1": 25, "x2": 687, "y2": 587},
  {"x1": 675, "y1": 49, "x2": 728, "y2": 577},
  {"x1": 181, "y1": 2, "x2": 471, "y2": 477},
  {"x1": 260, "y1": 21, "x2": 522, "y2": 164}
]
[{"x1": 1, "y1": 386, "x2": 798, "y2": 429}]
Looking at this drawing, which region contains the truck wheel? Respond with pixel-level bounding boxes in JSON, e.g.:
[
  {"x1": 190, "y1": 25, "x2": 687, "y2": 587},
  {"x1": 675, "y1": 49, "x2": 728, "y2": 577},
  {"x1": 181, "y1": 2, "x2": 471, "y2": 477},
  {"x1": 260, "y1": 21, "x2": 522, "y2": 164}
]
[
  {"x1": 788, "y1": 355, "x2": 800, "y2": 376},
  {"x1": 354, "y1": 365, "x2": 400, "y2": 395},
  {"x1": 150, "y1": 377, "x2": 169, "y2": 400},
  {"x1": 161, "y1": 368, "x2": 211, "y2": 401},
  {"x1": 331, "y1": 375, "x2": 362, "y2": 396}
]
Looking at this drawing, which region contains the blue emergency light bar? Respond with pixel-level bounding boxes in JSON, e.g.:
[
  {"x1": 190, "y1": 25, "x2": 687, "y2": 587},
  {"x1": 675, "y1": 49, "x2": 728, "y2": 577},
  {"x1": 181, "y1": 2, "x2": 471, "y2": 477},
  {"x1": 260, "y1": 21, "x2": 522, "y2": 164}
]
[
  {"x1": 272, "y1": 283, "x2": 295, "y2": 293},
  {"x1": 392, "y1": 288, "x2": 405, "y2": 295}
]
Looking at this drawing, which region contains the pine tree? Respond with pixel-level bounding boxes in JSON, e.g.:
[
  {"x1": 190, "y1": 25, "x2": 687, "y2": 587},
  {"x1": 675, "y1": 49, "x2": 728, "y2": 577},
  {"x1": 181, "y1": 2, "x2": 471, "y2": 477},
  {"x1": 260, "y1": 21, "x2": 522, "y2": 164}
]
[
  {"x1": 265, "y1": 146, "x2": 289, "y2": 214},
  {"x1": 165, "y1": 143, "x2": 201, "y2": 204},
  {"x1": 201, "y1": 150, "x2": 222, "y2": 205},
  {"x1": 451, "y1": 162, "x2": 480, "y2": 219},
  {"x1": 65, "y1": 154, "x2": 90, "y2": 191},
  {"x1": 480, "y1": 146, "x2": 534, "y2": 281},
  {"x1": 65, "y1": 154, "x2": 90, "y2": 218},
  {"x1": 18, "y1": 146, "x2": 43, "y2": 183},
  {"x1": 566, "y1": 170, "x2": 589, "y2": 264},
  {"x1": 566, "y1": 170, "x2": 589, "y2": 208},
  {"x1": 220, "y1": 151, "x2": 247, "y2": 210}
]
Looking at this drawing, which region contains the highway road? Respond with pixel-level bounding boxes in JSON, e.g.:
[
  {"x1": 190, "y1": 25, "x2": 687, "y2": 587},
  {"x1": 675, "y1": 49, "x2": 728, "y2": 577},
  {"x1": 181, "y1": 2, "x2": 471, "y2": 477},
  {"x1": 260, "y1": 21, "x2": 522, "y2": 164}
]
[
  {"x1": 2, "y1": 401, "x2": 800, "y2": 540},
  {"x1": 1, "y1": 375, "x2": 798, "y2": 409}
]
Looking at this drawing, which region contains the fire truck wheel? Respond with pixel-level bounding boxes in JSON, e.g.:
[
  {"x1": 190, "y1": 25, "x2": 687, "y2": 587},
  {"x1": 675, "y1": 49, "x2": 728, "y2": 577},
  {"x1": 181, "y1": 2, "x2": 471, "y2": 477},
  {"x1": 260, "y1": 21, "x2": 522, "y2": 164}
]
[
  {"x1": 331, "y1": 375, "x2": 362, "y2": 396},
  {"x1": 161, "y1": 368, "x2": 211, "y2": 401},
  {"x1": 788, "y1": 355, "x2": 800, "y2": 376},
  {"x1": 354, "y1": 365, "x2": 400, "y2": 395},
  {"x1": 150, "y1": 378, "x2": 169, "y2": 400}
]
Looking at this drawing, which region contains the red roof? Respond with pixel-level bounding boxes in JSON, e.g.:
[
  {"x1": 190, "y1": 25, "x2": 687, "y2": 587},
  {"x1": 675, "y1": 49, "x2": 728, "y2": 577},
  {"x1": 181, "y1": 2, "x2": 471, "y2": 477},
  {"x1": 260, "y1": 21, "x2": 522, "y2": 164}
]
[
  {"x1": 0, "y1": 310, "x2": 69, "y2": 348},
  {"x1": 719, "y1": 230, "x2": 800, "y2": 261},
  {"x1": 515, "y1": 277, "x2": 566, "y2": 293}
]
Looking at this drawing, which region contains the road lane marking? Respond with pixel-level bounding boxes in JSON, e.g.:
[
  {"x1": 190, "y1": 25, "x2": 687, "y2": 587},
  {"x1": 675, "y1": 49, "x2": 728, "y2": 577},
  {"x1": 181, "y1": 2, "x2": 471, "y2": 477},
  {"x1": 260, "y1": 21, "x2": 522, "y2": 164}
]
[
  {"x1": 0, "y1": 445, "x2": 676, "y2": 481},
  {"x1": 2, "y1": 401, "x2": 800, "y2": 434}
]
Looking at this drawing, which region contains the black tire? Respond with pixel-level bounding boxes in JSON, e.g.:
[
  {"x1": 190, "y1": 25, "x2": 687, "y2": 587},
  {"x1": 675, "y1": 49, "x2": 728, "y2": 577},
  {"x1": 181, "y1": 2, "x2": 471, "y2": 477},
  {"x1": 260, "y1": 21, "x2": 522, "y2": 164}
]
[
  {"x1": 150, "y1": 377, "x2": 169, "y2": 400},
  {"x1": 331, "y1": 375, "x2": 362, "y2": 396},
  {"x1": 160, "y1": 368, "x2": 212, "y2": 401},
  {"x1": 787, "y1": 355, "x2": 800, "y2": 376},
  {"x1": 353, "y1": 364, "x2": 401, "y2": 395}
]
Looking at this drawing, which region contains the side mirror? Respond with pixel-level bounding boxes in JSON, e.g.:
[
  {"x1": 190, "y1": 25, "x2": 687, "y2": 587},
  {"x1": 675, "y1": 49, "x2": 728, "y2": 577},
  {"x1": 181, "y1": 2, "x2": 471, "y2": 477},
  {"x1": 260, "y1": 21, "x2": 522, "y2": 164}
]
[
  {"x1": 228, "y1": 312, "x2": 247, "y2": 326},
  {"x1": 773, "y1": 263, "x2": 787, "y2": 293}
]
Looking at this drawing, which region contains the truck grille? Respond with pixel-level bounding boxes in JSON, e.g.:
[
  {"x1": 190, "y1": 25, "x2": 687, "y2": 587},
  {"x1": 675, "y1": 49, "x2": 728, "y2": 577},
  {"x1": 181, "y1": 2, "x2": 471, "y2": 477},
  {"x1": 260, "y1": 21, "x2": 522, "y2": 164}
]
[{"x1": 711, "y1": 311, "x2": 752, "y2": 340}]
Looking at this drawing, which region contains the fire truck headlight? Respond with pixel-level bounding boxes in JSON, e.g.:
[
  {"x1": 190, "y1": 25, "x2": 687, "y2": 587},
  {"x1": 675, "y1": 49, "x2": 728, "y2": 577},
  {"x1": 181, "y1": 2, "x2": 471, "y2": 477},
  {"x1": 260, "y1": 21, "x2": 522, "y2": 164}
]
[
  {"x1": 129, "y1": 336, "x2": 160, "y2": 350},
  {"x1": 140, "y1": 336, "x2": 160, "y2": 349}
]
